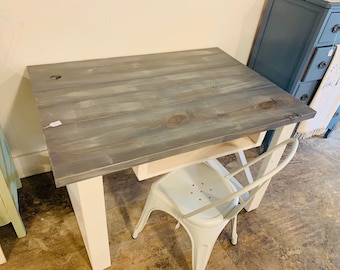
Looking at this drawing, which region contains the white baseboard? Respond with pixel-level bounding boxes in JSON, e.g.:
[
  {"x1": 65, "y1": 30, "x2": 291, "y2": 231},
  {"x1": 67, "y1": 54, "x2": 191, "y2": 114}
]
[{"x1": 13, "y1": 150, "x2": 51, "y2": 178}]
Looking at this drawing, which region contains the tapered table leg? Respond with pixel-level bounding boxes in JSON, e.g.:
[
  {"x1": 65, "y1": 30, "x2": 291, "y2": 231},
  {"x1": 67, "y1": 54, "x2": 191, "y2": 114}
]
[
  {"x1": 66, "y1": 176, "x2": 111, "y2": 270},
  {"x1": 245, "y1": 123, "x2": 296, "y2": 211}
]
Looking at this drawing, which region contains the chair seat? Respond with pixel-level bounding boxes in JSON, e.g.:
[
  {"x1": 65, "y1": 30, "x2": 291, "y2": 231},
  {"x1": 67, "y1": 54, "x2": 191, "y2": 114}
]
[{"x1": 157, "y1": 163, "x2": 239, "y2": 226}]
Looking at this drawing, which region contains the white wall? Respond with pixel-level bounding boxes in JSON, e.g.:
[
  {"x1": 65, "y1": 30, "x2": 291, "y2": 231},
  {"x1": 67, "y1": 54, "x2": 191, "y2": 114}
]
[{"x1": 0, "y1": 0, "x2": 265, "y2": 177}]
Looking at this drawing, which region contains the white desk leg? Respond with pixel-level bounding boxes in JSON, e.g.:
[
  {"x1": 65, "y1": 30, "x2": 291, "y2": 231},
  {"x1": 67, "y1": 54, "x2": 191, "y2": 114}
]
[
  {"x1": 245, "y1": 123, "x2": 296, "y2": 211},
  {"x1": 66, "y1": 176, "x2": 111, "y2": 270}
]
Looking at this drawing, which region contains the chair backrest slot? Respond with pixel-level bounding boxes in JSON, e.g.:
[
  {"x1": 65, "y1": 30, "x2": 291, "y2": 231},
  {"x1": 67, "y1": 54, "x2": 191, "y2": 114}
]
[{"x1": 183, "y1": 138, "x2": 298, "y2": 219}]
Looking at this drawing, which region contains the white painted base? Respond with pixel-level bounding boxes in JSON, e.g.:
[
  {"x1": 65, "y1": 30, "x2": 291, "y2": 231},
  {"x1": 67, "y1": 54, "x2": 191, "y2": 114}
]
[
  {"x1": 13, "y1": 150, "x2": 51, "y2": 178},
  {"x1": 133, "y1": 132, "x2": 266, "y2": 180},
  {"x1": 245, "y1": 124, "x2": 296, "y2": 211},
  {"x1": 66, "y1": 176, "x2": 111, "y2": 270}
]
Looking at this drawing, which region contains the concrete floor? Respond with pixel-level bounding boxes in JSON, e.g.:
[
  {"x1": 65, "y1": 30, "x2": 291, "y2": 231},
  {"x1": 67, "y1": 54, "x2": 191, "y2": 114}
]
[{"x1": 0, "y1": 127, "x2": 340, "y2": 270}]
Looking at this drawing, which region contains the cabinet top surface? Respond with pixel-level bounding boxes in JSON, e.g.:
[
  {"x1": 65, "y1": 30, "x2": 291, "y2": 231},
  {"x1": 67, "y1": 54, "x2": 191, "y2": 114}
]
[
  {"x1": 306, "y1": 0, "x2": 340, "y2": 8},
  {"x1": 28, "y1": 47, "x2": 315, "y2": 187}
]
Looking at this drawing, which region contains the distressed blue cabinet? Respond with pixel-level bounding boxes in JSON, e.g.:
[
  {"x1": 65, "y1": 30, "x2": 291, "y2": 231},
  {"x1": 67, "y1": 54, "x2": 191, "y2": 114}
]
[{"x1": 248, "y1": 0, "x2": 340, "y2": 141}]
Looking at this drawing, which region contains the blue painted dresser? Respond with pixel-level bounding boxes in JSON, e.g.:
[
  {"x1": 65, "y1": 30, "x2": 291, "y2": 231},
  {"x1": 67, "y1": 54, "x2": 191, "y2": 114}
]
[{"x1": 248, "y1": 0, "x2": 340, "y2": 142}]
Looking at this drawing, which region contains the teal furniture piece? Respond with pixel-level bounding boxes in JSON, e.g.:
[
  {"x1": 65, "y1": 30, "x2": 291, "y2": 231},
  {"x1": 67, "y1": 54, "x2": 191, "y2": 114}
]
[
  {"x1": 0, "y1": 126, "x2": 26, "y2": 237},
  {"x1": 0, "y1": 126, "x2": 26, "y2": 263},
  {"x1": 248, "y1": 0, "x2": 340, "y2": 144}
]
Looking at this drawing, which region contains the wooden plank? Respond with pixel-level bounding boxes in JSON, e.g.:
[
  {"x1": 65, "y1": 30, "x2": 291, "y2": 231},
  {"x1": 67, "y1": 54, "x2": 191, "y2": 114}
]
[
  {"x1": 44, "y1": 84, "x2": 313, "y2": 187},
  {"x1": 28, "y1": 48, "x2": 242, "y2": 92},
  {"x1": 33, "y1": 65, "x2": 273, "y2": 127},
  {"x1": 28, "y1": 48, "x2": 316, "y2": 187}
]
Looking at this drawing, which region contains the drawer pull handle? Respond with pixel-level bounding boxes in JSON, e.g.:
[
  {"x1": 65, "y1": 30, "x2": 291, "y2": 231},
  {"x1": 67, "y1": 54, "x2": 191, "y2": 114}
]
[
  {"x1": 332, "y1": 24, "x2": 340, "y2": 33},
  {"x1": 318, "y1": 61, "x2": 327, "y2": 69},
  {"x1": 300, "y1": 94, "x2": 309, "y2": 101}
]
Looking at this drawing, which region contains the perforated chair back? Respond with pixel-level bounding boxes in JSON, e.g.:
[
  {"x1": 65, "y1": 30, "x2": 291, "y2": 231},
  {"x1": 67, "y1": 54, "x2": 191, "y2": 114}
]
[{"x1": 183, "y1": 138, "x2": 298, "y2": 221}]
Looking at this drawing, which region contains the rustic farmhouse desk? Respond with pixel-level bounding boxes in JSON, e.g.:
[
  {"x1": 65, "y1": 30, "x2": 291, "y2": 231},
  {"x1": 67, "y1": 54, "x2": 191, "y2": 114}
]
[{"x1": 28, "y1": 48, "x2": 315, "y2": 270}]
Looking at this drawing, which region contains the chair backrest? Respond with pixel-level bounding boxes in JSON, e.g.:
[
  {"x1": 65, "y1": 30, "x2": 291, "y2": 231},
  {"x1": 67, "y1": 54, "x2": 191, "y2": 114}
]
[{"x1": 183, "y1": 138, "x2": 299, "y2": 219}]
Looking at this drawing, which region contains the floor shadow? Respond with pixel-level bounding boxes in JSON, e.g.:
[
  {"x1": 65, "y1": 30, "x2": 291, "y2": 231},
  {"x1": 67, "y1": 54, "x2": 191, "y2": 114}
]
[
  {"x1": 155, "y1": 216, "x2": 191, "y2": 270},
  {"x1": 0, "y1": 171, "x2": 72, "y2": 261}
]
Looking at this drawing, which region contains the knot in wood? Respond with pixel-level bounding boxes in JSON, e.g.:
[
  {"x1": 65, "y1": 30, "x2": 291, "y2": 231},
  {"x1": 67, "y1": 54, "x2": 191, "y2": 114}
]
[
  {"x1": 50, "y1": 75, "x2": 62, "y2": 80},
  {"x1": 285, "y1": 113, "x2": 301, "y2": 121},
  {"x1": 257, "y1": 99, "x2": 277, "y2": 110},
  {"x1": 167, "y1": 114, "x2": 189, "y2": 128}
]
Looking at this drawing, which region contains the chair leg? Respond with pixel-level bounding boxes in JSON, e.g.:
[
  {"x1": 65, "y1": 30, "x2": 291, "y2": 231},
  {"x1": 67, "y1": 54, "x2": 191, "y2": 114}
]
[
  {"x1": 188, "y1": 226, "x2": 223, "y2": 270},
  {"x1": 231, "y1": 216, "x2": 238, "y2": 245},
  {"x1": 132, "y1": 193, "x2": 157, "y2": 239}
]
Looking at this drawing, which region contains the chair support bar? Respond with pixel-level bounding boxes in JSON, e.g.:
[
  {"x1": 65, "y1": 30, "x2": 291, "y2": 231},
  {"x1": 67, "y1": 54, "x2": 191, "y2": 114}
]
[{"x1": 183, "y1": 138, "x2": 298, "y2": 219}]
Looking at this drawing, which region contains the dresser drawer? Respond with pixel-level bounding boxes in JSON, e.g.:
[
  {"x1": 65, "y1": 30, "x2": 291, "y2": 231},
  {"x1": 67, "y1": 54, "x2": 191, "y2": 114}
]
[
  {"x1": 295, "y1": 81, "x2": 319, "y2": 104},
  {"x1": 319, "y1": 12, "x2": 340, "y2": 44},
  {"x1": 302, "y1": 46, "x2": 335, "y2": 82}
]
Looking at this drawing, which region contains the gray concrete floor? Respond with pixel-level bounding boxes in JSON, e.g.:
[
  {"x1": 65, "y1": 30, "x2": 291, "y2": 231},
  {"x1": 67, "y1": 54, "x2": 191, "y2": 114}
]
[{"x1": 0, "y1": 127, "x2": 340, "y2": 269}]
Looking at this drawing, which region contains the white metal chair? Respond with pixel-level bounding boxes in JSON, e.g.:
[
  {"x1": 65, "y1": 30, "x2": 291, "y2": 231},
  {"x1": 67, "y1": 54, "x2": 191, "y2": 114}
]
[
  {"x1": 0, "y1": 126, "x2": 26, "y2": 264},
  {"x1": 133, "y1": 138, "x2": 298, "y2": 270}
]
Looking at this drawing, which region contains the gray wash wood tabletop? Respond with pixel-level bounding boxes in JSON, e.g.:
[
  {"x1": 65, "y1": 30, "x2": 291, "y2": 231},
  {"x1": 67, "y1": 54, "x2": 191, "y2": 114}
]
[{"x1": 28, "y1": 48, "x2": 315, "y2": 187}]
